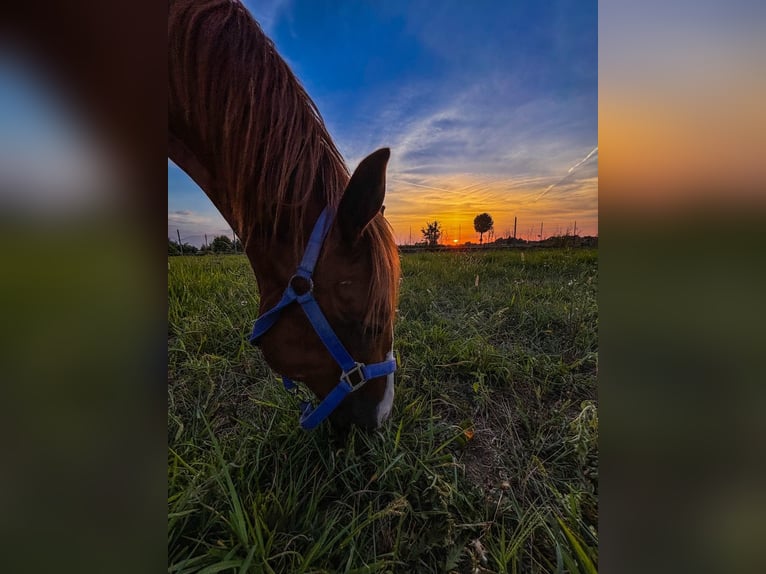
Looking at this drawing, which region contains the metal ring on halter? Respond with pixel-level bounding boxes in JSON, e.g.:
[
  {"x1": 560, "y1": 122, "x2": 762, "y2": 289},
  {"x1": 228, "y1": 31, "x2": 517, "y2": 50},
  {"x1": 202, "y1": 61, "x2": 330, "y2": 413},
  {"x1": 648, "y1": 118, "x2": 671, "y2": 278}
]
[{"x1": 288, "y1": 274, "x2": 313, "y2": 296}]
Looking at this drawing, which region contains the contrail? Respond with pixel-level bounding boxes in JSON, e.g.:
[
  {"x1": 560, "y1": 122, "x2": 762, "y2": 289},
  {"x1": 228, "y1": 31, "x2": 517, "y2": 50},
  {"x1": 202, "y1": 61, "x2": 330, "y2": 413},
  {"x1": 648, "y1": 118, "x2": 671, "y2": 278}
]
[
  {"x1": 389, "y1": 177, "x2": 451, "y2": 193},
  {"x1": 533, "y1": 146, "x2": 598, "y2": 202},
  {"x1": 568, "y1": 146, "x2": 598, "y2": 173}
]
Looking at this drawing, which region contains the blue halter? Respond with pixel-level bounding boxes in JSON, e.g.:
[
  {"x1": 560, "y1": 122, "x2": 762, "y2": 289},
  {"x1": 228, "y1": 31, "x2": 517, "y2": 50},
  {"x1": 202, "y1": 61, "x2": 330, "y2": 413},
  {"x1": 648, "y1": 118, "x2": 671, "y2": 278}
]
[{"x1": 249, "y1": 207, "x2": 397, "y2": 429}]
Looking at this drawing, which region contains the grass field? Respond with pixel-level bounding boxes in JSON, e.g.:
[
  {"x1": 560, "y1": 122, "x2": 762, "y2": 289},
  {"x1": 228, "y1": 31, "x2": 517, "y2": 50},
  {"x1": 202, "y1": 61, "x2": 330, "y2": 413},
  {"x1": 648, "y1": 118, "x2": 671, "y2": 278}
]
[{"x1": 168, "y1": 248, "x2": 598, "y2": 573}]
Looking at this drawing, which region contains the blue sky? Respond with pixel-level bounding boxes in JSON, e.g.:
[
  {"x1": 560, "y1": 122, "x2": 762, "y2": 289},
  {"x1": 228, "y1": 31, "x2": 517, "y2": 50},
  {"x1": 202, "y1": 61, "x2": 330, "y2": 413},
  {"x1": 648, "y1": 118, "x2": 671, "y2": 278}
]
[{"x1": 169, "y1": 0, "x2": 597, "y2": 245}]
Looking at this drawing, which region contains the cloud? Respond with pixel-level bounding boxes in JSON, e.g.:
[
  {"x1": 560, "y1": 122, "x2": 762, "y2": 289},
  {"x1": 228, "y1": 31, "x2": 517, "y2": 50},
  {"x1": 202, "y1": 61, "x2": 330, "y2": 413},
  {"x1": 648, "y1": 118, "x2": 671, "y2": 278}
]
[
  {"x1": 362, "y1": 80, "x2": 598, "y2": 241},
  {"x1": 168, "y1": 209, "x2": 233, "y2": 246},
  {"x1": 361, "y1": 78, "x2": 595, "y2": 185},
  {"x1": 167, "y1": 210, "x2": 211, "y2": 225}
]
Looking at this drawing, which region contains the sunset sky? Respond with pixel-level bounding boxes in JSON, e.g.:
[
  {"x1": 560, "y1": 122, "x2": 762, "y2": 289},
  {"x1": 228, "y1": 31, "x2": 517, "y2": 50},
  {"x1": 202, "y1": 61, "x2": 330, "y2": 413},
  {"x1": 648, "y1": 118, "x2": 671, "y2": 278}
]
[{"x1": 168, "y1": 0, "x2": 598, "y2": 246}]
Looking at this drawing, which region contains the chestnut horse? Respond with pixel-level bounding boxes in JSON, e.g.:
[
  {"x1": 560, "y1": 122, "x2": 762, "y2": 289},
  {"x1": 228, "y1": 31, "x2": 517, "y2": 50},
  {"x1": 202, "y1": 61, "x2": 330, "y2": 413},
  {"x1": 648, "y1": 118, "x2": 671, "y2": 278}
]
[{"x1": 168, "y1": 0, "x2": 400, "y2": 429}]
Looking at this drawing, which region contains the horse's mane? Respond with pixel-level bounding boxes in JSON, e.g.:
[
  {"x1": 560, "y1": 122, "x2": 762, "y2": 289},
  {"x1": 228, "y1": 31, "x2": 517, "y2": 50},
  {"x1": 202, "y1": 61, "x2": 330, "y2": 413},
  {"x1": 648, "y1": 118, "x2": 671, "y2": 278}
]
[
  {"x1": 169, "y1": 0, "x2": 399, "y2": 329},
  {"x1": 169, "y1": 0, "x2": 345, "y2": 244}
]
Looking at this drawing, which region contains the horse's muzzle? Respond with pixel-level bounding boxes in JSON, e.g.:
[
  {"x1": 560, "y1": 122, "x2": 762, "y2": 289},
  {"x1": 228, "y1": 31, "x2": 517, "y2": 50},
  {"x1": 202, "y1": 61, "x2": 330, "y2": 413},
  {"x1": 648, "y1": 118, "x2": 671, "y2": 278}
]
[
  {"x1": 374, "y1": 350, "x2": 395, "y2": 426},
  {"x1": 329, "y1": 349, "x2": 395, "y2": 430}
]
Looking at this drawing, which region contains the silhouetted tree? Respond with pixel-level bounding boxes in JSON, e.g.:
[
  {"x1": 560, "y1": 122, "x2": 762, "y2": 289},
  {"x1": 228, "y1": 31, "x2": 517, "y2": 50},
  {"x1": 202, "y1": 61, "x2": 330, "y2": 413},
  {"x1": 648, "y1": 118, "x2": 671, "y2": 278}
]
[
  {"x1": 421, "y1": 221, "x2": 442, "y2": 246},
  {"x1": 473, "y1": 213, "x2": 494, "y2": 245}
]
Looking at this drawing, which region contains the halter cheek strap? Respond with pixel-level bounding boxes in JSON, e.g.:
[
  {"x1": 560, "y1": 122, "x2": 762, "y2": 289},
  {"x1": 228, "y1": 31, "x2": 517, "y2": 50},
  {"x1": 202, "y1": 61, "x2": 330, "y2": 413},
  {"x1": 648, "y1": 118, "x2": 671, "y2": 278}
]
[{"x1": 249, "y1": 207, "x2": 397, "y2": 430}]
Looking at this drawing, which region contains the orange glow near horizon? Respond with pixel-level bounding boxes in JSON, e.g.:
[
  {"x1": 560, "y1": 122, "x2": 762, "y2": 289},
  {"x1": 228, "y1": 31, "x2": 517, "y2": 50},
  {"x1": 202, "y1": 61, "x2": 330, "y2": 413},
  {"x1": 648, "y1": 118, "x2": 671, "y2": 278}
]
[{"x1": 383, "y1": 171, "x2": 598, "y2": 244}]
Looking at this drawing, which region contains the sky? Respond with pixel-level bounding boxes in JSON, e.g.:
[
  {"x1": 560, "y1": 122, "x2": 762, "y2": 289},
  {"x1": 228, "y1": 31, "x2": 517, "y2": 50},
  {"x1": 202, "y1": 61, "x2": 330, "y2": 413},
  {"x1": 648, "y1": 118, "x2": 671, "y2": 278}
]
[{"x1": 168, "y1": 0, "x2": 598, "y2": 246}]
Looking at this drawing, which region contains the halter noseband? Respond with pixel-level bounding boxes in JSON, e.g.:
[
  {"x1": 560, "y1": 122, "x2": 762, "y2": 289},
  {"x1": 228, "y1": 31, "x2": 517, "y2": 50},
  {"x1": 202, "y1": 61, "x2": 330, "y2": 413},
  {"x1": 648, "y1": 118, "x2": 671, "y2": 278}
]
[{"x1": 249, "y1": 207, "x2": 397, "y2": 429}]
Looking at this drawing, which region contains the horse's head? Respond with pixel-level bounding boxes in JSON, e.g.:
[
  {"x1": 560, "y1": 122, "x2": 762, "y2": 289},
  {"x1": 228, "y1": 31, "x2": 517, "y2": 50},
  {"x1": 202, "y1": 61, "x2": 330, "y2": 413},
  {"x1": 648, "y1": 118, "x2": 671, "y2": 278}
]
[{"x1": 254, "y1": 148, "x2": 400, "y2": 430}]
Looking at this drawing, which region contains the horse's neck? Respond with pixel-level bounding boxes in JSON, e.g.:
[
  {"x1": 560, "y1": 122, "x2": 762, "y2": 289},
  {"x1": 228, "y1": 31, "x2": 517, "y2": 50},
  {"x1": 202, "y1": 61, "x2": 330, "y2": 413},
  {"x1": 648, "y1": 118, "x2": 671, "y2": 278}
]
[
  {"x1": 169, "y1": 0, "x2": 299, "y2": 242},
  {"x1": 168, "y1": 124, "x2": 320, "y2": 237},
  {"x1": 169, "y1": 0, "x2": 344, "y2": 296}
]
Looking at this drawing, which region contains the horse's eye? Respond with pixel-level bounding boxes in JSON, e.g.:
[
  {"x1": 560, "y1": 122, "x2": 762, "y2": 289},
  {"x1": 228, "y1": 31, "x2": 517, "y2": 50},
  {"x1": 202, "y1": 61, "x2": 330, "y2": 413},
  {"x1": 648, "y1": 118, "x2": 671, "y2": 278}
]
[{"x1": 338, "y1": 280, "x2": 353, "y2": 287}]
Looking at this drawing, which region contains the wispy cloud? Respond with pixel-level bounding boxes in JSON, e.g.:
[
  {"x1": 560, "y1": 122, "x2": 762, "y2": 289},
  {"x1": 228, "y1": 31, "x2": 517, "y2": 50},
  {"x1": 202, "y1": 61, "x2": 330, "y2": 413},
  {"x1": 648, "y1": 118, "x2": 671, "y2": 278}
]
[
  {"x1": 168, "y1": 209, "x2": 233, "y2": 246},
  {"x1": 168, "y1": 209, "x2": 225, "y2": 226},
  {"x1": 388, "y1": 177, "x2": 450, "y2": 193},
  {"x1": 353, "y1": 79, "x2": 595, "y2": 179},
  {"x1": 355, "y1": 79, "x2": 598, "y2": 240}
]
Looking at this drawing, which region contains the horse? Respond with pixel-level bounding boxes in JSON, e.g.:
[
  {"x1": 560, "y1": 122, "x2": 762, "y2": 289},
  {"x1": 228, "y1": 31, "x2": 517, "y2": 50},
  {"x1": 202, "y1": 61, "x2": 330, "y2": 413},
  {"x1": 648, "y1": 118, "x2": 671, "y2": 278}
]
[{"x1": 168, "y1": 0, "x2": 400, "y2": 430}]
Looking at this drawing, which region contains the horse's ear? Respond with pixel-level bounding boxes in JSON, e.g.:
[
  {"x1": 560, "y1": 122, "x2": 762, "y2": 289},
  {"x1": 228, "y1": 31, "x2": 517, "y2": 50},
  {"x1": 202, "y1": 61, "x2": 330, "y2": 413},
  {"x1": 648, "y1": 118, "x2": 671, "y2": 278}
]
[{"x1": 338, "y1": 148, "x2": 390, "y2": 242}]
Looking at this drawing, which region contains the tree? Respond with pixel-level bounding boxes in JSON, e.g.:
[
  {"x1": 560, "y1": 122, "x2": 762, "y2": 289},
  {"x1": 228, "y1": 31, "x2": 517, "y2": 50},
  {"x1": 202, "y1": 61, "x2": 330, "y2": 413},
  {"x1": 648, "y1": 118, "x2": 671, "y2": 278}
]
[
  {"x1": 210, "y1": 235, "x2": 234, "y2": 253},
  {"x1": 169, "y1": 239, "x2": 200, "y2": 255},
  {"x1": 473, "y1": 213, "x2": 494, "y2": 245},
  {"x1": 421, "y1": 221, "x2": 442, "y2": 246},
  {"x1": 168, "y1": 238, "x2": 181, "y2": 256}
]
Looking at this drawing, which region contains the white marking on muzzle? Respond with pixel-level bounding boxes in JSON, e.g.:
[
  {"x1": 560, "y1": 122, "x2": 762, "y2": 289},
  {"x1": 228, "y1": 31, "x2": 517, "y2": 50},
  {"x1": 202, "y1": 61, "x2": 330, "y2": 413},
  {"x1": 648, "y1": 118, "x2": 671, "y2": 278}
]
[{"x1": 375, "y1": 348, "x2": 395, "y2": 426}]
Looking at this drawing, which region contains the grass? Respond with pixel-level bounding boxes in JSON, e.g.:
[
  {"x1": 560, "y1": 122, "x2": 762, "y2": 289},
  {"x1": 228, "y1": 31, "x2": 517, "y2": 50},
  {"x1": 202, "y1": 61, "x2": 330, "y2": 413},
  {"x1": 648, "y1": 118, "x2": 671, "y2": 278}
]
[{"x1": 168, "y1": 248, "x2": 598, "y2": 573}]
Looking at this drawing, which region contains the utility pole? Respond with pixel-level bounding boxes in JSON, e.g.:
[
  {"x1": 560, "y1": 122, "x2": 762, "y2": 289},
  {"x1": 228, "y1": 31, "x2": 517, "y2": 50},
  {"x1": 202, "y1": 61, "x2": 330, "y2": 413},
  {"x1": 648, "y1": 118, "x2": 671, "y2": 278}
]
[
  {"x1": 204, "y1": 234, "x2": 208, "y2": 249},
  {"x1": 573, "y1": 221, "x2": 577, "y2": 237},
  {"x1": 540, "y1": 221, "x2": 544, "y2": 241},
  {"x1": 177, "y1": 229, "x2": 183, "y2": 256},
  {"x1": 513, "y1": 216, "x2": 517, "y2": 240}
]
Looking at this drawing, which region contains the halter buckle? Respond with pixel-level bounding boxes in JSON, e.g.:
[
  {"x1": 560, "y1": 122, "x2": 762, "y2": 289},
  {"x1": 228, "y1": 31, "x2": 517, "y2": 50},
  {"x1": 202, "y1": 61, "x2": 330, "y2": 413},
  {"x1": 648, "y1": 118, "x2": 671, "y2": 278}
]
[{"x1": 341, "y1": 362, "x2": 367, "y2": 391}]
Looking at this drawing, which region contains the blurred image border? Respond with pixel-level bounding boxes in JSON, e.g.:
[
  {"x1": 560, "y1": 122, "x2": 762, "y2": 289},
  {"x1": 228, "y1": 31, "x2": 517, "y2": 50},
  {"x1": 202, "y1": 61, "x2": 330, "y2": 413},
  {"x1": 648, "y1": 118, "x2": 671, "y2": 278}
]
[{"x1": 0, "y1": 1, "x2": 764, "y2": 572}]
